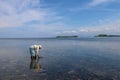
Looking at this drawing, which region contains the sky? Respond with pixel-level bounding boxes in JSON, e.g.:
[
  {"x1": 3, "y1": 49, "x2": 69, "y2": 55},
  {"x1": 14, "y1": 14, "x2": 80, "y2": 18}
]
[{"x1": 0, "y1": 0, "x2": 120, "y2": 38}]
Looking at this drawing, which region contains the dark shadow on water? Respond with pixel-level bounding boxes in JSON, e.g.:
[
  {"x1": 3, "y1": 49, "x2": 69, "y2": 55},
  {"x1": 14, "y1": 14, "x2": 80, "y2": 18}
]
[{"x1": 30, "y1": 57, "x2": 42, "y2": 72}]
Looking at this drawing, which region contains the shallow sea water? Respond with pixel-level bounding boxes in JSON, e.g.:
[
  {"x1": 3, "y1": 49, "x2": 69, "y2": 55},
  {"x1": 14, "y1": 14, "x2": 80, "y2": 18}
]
[{"x1": 0, "y1": 38, "x2": 120, "y2": 80}]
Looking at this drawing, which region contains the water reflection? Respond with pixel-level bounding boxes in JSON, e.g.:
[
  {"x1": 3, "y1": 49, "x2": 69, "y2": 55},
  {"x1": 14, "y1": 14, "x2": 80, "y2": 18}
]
[
  {"x1": 0, "y1": 38, "x2": 120, "y2": 80},
  {"x1": 30, "y1": 58, "x2": 42, "y2": 72}
]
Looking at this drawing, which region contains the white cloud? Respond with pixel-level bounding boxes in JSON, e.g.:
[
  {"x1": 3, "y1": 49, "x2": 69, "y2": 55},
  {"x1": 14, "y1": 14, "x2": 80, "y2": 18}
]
[
  {"x1": 0, "y1": 0, "x2": 66, "y2": 37},
  {"x1": 0, "y1": 0, "x2": 62, "y2": 28},
  {"x1": 68, "y1": 0, "x2": 118, "y2": 13},
  {"x1": 88, "y1": 0, "x2": 115, "y2": 7},
  {"x1": 57, "y1": 20, "x2": 120, "y2": 37},
  {"x1": 0, "y1": 0, "x2": 120, "y2": 37}
]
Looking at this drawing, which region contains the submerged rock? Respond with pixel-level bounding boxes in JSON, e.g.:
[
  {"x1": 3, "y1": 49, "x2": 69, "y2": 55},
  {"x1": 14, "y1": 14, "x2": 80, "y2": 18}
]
[{"x1": 68, "y1": 70, "x2": 75, "y2": 74}]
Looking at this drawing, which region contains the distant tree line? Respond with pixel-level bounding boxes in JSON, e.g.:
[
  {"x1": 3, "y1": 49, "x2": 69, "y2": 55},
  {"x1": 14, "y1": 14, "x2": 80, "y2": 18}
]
[
  {"x1": 56, "y1": 35, "x2": 79, "y2": 38},
  {"x1": 95, "y1": 34, "x2": 120, "y2": 37}
]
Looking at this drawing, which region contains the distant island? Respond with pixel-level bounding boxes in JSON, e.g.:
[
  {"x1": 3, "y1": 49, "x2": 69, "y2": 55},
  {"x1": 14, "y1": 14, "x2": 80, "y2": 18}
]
[
  {"x1": 56, "y1": 35, "x2": 79, "y2": 38},
  {"x1": 95, "y1": 34, "x2": 120, "y2": 37}
]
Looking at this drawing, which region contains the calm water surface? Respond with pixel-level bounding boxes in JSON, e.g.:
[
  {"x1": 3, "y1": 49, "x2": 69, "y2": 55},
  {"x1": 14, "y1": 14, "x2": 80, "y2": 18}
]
[{"x1": 0, "y1": 38, "x2": 120, "y2": 80}]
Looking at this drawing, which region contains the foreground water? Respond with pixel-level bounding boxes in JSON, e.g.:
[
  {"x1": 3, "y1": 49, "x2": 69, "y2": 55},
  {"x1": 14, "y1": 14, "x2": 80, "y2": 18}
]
[{"x1": 0, "y1": 38, "x2": 120, "y2": 80}]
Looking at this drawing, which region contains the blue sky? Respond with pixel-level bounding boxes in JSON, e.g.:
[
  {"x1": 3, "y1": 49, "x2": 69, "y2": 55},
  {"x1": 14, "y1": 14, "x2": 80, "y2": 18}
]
[{"x1": 0, "y1": 0, "x2": 120, "y2": 38}]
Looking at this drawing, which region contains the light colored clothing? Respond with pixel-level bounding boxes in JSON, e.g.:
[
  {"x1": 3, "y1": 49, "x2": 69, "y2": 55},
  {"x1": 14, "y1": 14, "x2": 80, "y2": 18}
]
[
  {"x1": 29, "y1": 45, "x2": 42, "y2": 57},
  {"x1": 29, "y1": 47, "x2": 36, "y2": 56}
]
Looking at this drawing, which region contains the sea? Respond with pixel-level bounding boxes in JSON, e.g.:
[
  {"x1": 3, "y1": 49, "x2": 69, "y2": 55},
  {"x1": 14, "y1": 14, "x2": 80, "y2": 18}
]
[{"x1": 0, "y1": 38, "x2": 120, "y2": 80}]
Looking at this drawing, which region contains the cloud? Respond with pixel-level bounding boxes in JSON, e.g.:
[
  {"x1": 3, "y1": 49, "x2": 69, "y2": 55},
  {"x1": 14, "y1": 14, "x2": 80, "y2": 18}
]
[
  {"x1": 68, "y1": 0, "x2": 119, "y2": 13},
  {"x1": 56, "y1": 20, "x2": 120, "y2": 37},
  {"x1": 0, "y1": 0, "x2": 66, "y2": 37},
  {"x1": 88, "y1": 0, "x2": 115, "y2": 7},
  {"x1": 0, "y1": 0, "x2": 120, "y2": 38},
  {"x1": 0, "y1": 0, "x2": 62, "y2": 28}
]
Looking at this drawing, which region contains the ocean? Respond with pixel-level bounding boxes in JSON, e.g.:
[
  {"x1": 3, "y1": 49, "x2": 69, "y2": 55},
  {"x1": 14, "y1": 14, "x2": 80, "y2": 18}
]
[{"x1": 0, "y1": 38, "x2": 120, "y2": 80}]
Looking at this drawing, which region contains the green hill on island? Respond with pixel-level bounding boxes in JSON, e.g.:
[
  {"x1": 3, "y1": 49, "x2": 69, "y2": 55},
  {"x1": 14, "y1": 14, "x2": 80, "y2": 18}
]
[
  {"x1": 95, "y1": 34, "x2": 120, "y2": 37},
  {"x1": 56, "y1": 35, "x2": 79, "y2": 38}
]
